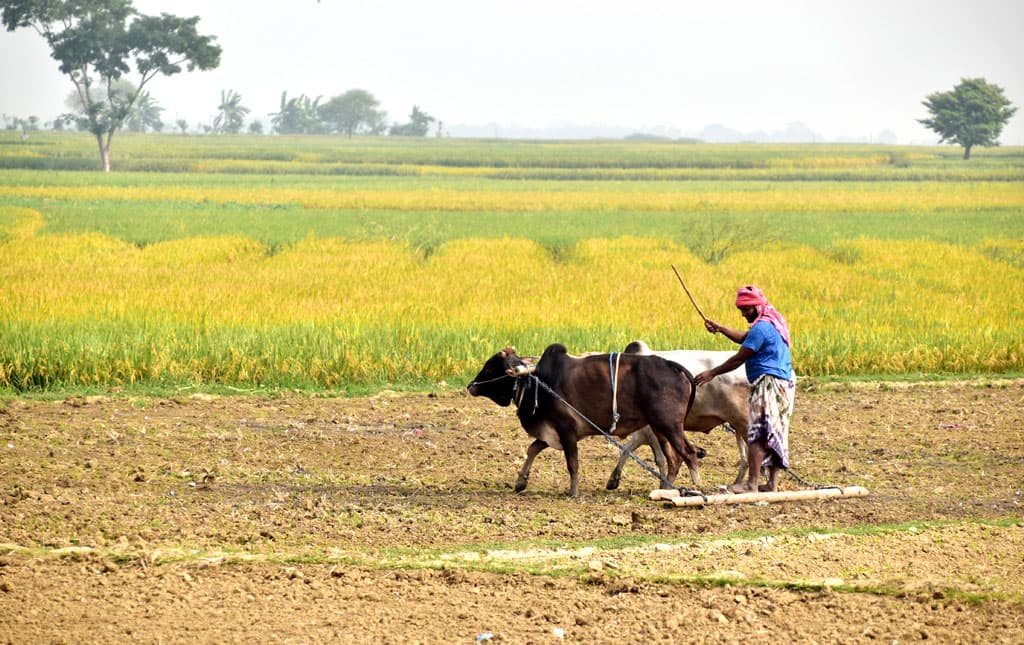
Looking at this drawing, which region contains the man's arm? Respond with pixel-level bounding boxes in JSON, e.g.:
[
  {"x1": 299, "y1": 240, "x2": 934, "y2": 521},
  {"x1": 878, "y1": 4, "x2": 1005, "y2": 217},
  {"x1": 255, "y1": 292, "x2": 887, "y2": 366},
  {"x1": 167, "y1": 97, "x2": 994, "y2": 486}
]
[
  {"x1": 694, "y1": 346, "x2": 755, "y2": 386},
  {"x1": 703, "y1": 318, "x2": 748, "y2": 344}
]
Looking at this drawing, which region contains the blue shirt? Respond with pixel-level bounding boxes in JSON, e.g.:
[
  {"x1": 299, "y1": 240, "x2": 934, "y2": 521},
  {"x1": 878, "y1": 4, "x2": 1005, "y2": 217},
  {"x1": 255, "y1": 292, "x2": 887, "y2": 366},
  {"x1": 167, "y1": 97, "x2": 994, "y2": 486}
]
[{"x1": 741, "y1": 320, "x2": 793, "y2": 383}]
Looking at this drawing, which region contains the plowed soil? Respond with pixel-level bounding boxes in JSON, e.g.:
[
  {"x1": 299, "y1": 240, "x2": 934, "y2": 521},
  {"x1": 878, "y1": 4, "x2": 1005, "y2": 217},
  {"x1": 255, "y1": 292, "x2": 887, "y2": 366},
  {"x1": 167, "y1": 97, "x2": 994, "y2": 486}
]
[{"x1": 1, "y1": 380, "x2": 1023, "y2": 644}]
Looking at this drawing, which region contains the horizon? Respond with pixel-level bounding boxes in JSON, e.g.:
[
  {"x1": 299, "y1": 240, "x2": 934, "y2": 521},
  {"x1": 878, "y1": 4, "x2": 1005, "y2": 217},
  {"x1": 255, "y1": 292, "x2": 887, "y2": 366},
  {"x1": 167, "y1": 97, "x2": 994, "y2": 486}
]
[{"x1": 2, "y1": 0, "x2": 1022, "y2": 146}]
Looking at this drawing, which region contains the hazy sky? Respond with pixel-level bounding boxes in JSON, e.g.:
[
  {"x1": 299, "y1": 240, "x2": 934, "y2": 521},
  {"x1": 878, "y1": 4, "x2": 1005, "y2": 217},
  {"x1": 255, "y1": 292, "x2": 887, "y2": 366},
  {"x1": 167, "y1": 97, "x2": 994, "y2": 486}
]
[{"x1": 3, "y1": 0, "x2": 1022, "y2": 143}]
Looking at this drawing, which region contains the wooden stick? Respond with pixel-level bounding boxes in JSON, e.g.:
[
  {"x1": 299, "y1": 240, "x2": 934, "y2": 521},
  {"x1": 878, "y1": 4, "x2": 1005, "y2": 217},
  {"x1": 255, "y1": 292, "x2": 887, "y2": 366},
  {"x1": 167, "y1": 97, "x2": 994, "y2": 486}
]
[
  {"x1": 649, "y1": 485, "x2": 869, "y2": 506},
  {"x1": 671, "y1": 264, "x2": 709, "y2": 323}
]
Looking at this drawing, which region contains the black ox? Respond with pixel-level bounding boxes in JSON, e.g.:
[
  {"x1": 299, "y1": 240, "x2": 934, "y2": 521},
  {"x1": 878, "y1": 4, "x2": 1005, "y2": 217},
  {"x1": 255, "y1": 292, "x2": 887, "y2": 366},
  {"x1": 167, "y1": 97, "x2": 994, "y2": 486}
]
[{"x1": 466, "y1": 343, "x2": 702, "y2": 496}]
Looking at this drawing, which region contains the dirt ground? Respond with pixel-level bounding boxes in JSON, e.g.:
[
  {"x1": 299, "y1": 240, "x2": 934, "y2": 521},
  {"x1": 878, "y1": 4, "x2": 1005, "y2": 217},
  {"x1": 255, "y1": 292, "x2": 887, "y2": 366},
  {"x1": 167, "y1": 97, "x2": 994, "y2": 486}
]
[{"x1": 1, "y1": 380, "x2": 1022, "y2": 644}]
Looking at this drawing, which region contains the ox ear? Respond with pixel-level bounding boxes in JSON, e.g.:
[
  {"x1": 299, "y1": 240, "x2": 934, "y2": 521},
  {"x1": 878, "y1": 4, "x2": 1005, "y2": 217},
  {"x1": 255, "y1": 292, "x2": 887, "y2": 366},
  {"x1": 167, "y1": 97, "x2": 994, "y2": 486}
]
[{"x1": 500, "y1": 346, "x2": 517, "y2": 358}]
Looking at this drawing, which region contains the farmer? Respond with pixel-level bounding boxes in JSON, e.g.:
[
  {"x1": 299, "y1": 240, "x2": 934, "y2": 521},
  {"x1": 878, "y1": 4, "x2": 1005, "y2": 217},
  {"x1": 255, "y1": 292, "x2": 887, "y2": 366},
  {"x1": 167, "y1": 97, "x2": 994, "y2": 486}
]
[{"x1": 694, "y1": 285, "x2": 795, "y2": 494}]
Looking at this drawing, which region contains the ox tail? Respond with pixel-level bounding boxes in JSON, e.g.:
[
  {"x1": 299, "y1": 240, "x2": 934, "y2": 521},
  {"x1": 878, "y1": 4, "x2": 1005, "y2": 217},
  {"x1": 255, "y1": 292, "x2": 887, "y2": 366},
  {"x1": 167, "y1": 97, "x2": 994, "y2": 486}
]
[
  {"x1": 679, "y1": 366, "x2": 707, "y2": 459},
  {"x1": 668, "y1": 360, "x2": 697, "y2": 419}
]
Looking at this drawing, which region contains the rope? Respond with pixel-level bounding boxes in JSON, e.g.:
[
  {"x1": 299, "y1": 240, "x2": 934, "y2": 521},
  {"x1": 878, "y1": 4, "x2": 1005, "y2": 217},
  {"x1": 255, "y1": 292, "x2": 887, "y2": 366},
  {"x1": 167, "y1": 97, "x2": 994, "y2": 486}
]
[
  {"x1": 525, "y1": 371, "x2": 706, "y2": 500},
  {"x1": 468, "y1": 373, "x2": 514, "y2": 388},
  {"x1": 783, "y1": 467, "x2": 842, "y2": 491},
  {"x1": 608, "y1": 352, "x2": 622, "y2": 434}
]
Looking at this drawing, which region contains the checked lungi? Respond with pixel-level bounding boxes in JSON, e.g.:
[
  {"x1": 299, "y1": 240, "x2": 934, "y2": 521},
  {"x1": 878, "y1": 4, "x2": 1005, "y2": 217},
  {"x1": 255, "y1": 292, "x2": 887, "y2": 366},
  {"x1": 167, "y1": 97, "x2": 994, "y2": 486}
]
[{"x1": 748, "y1": 374, "x2": 796, "y2": 469}]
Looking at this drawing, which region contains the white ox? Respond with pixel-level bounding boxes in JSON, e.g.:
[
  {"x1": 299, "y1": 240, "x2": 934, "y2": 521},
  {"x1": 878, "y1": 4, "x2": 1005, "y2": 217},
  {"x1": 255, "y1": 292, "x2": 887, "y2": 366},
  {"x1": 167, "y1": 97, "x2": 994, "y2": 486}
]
[{"x1": 604, "y1": 340, "x2": 752, "y2": 490}]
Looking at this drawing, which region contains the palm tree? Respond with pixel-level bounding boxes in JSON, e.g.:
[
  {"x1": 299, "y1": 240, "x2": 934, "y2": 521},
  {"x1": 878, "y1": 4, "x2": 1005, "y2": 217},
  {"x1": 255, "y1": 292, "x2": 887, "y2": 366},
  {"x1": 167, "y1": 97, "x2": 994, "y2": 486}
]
[
  {"x1": 269, "y1": 91, "x2": 300, "y2": 134},
  {"x1": 68, "y1": 79, "x2": 163, "y2": 134},
  {"x1": 213, "y1": 89, "x2": 250, "y2": 134},
  {"x1": 125, "y1": 90, "x2": 164, "y2": 133},
  {"x1": 389, "y1": 105, "x2": 435, "y2": 136},
  {"x1": 269, "y1": 91, "x2": 323, "y2": 134}
]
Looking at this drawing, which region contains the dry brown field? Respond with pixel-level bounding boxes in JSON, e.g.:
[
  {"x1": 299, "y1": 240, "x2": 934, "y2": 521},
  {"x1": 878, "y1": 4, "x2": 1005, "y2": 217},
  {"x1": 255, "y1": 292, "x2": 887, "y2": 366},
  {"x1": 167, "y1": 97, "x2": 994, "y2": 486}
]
[{"x1": 1, "y1": 380, "x2": 1022, "y2": 643}]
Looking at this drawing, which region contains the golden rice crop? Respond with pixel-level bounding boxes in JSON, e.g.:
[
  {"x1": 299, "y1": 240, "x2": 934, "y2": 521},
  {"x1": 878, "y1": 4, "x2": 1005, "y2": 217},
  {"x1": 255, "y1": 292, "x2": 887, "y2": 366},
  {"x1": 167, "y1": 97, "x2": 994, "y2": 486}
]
[
  {"x1": 0, "y1": 206, "x2": 43, "y2": 239},
  {"x1": 1, "y1": 216, "x2": 1020, "y2": 389}
]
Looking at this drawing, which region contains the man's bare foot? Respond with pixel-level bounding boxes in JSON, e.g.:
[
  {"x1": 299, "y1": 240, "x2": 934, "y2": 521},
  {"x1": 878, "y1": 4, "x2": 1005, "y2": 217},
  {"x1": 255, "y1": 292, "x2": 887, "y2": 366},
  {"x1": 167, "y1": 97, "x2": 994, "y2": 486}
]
[
  {"x1": 728, "y1": 483, "x2": 754, "y2": 494},
  {"x1": 758, "y1": 483, "x2": 776, "y2": 492}
]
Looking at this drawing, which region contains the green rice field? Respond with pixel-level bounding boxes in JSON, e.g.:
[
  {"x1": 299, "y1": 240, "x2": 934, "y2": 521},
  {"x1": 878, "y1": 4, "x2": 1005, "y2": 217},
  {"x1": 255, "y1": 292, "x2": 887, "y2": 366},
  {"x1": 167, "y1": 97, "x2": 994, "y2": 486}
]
[{"x1": 1, "y1": 131, "x2": 1022, "y2": 392}]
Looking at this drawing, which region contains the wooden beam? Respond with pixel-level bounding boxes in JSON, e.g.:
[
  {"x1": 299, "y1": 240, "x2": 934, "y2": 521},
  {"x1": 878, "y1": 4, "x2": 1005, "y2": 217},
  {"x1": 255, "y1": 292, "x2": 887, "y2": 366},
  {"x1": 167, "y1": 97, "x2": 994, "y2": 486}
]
[{"x1": 650, "y1": 485, "x2": 869, "y2": 507}]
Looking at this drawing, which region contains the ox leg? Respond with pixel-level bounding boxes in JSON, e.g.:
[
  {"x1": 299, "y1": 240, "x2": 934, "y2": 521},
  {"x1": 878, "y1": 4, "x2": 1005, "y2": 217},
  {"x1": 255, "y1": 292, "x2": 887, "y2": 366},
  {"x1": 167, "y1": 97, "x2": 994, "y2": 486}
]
[
  {"x1": 559, "y1": 431, "x2": 581, "y2": 497},
  {"x1": 515, "y1": 440, "x2": 547, "y2": 493},
  {"x1": 606, "y1": 432, "x2": 642, "y2": 491},
  {"x1": 648, "y1": 434, "x2": 673, "y2": 489},
  {"x1": 660, "y1": 437, "x2": 679, "y2": 484},
  {"x1": 728, "y1": 422, "x2": 750, "y2": 486},
  {"x1": 655, "y1": 426, "x2": 701, "y2": 487},
  {"x1": 646, "y1": 430, "x2": 669, "y2": 483},
  {"x1": 650, "y1": 430, "x2": 699, "y2": 488},
  {"x1": 605, "y1": 428, "x2": 668, "y2": 491}
]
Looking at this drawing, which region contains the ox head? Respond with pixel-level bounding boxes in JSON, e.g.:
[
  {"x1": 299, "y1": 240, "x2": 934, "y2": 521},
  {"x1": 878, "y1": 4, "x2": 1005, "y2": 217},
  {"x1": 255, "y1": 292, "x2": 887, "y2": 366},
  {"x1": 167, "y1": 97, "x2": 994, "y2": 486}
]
[{"x1": 466, "y1": 347, "x2": 532, "y2": 406}]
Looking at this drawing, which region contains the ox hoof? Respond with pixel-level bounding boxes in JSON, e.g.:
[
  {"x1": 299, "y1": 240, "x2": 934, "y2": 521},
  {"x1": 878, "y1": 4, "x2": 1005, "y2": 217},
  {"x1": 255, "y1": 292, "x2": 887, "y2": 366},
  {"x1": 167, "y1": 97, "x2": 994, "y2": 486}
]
[
  {"x1": 605, "y1": 476, "x2": 621, "y2": 491},
  {"x1": 696, "y1": 447, "x2": 707, "y2": 459},
  {"x1": 514, "y1": 480, "x2": 528, "y2": 493}
]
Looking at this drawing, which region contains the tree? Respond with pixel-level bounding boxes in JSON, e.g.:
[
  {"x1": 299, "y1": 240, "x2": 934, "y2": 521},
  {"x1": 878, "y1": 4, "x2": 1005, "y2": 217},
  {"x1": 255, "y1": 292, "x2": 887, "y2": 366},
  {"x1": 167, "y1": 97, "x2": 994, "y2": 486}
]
[
  {"x1": 1, "y1": 1, "x2": 220, "y2": 171},
  {"x1": 65, "y1": 79, "x2": 162, "y2": 133},
  {"x1": 320, "y1": 89, "x2": 386, "y2": 138},
  {"x1": 269, "y1": 91, "x2": 323, "y2": 134},
  {"x1": 125, "y1": 88, "x2": 163, "y2": 133},
  {"x1": 9, "y1": 115, "x2": 41, "y2": 140},
  {"x1": 212, "y1": 89, "x2": 249, "y2": 134},
  {"x1": 919, "y1": 78, "x2": 1017, "y2": 160},
  {"x1": 389, "y1": 105, "x2": 436, "y2": 137}
]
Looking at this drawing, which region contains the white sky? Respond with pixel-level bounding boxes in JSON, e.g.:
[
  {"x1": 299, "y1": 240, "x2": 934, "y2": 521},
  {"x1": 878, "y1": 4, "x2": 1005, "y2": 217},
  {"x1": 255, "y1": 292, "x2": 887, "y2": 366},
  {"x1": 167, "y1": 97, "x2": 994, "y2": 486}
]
[{"x1": 3, "y1": 0, "x2": 1022, "y2": 143}]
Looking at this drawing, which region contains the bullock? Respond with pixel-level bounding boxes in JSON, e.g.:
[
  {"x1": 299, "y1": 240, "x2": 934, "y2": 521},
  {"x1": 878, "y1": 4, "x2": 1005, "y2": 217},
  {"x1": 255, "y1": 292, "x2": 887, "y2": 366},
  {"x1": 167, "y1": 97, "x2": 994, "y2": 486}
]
[
  {"x1": 502, "y1": 340, "x2": 752, "y2": 492},
  {"x1": 466, "y1": 343, "x2": 702, "y2": 496},
  {"x1": 606, "y1": 340, "x2": 752, "y2": 489}
]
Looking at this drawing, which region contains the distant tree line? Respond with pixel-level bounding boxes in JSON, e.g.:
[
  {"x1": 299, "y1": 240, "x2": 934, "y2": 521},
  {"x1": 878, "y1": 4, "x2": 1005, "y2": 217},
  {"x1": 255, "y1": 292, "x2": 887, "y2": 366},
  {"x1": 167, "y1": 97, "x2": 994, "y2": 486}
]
[
  {"x1": 4, "y1": 0, "x2": 1013, "y2": 172},
  {"x1": 11, "y1": 85, "x2": 437, "y2": 138},
  {"x1": 266, "y1": 89, "x2": 435, "y2": 137}
]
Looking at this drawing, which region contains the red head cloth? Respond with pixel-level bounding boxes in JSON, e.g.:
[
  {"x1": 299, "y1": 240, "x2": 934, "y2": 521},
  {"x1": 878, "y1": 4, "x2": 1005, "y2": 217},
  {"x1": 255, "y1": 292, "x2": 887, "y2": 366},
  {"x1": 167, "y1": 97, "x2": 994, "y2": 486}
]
[
  {"x1": 735, "y1": 285, "x2": 768, "y2": 307},
  {"x1": 735, "y1": 285, "x2": 790, "y2": 346}
]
